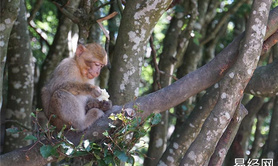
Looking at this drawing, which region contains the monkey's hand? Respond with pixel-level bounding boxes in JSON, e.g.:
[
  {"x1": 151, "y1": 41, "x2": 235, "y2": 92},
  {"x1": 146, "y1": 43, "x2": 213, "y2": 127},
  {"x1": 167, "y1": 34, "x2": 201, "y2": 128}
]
[
  {"x1": 85, "y1": 99, "x2": 100, "y2": 112},
  {"x1": 99, "y1": 100, "x2": 112, "y2": 112},
  {"x1": 89, "y1": 85, "x2": 102, "y2": 98}
]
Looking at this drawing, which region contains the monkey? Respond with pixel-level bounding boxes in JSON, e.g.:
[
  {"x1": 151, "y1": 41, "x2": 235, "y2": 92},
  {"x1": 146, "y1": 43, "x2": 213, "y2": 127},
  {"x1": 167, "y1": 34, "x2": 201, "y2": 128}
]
[{"x1": 41, "y1": 43, "x2": 112, "y2": 131}]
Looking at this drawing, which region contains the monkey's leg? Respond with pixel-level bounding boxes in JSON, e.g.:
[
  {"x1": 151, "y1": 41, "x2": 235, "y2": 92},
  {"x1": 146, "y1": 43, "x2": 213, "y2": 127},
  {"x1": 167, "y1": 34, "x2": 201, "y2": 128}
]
[
  {"x1": 50, "y1": 90, "x2": 89, "y2": 131},
  {"x1": 98, "y1": 100, "x2": 112, "y2": 111},
  {"x1": 84, "y1": 108, "x2": 104, "y2": 130}
]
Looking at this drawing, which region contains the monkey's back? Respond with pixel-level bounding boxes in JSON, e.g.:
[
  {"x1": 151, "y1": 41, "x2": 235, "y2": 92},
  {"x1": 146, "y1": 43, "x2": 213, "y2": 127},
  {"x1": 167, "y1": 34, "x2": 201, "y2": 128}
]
[{"x1": 41, "y1": 57, "x2": 80, "y2": 117}]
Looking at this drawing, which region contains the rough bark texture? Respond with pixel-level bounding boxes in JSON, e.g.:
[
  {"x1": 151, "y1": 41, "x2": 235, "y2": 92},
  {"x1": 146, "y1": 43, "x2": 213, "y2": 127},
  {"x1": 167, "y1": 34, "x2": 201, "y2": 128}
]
[
  {"x1": 245, "y1": 59, "x2": 278, "y2": 96},
  {"x1": 234, "y1": 97, "x2": 265, "y2": 154},
  {"x1": 145, "y1": 1, "x2": 188, "y2": 164},
  {"x1": 0, "y1": 0, "x2": 20, "y2": 111},
  {"x1": 108, "y1": 0, "x2": 172, "y2": 105},
  {"x1": 208, "y1": 104, "x2": 248, "y2": 166},
  {"x1": 180, "y1": 0, "x2": 271, "y2": 165},
  {"x1": 262, "y1": 97, "x2": 278, "y2": 165},
  {"x1": 4, "y1": 0, "x2": 34, "y2": 153},
  {"x1": 159, "y1": 86, "x2": 219, "y2": 165},
  {"x1": 37, "y1": 0, "x2": 80, "y2": 109}
]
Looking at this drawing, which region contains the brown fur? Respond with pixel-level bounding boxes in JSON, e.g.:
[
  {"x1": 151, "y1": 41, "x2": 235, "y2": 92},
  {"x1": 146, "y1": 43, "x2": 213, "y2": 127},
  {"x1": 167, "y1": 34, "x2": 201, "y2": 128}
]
[{"x1": 41, "y1": 43, "x2": 112, "y2": 131}]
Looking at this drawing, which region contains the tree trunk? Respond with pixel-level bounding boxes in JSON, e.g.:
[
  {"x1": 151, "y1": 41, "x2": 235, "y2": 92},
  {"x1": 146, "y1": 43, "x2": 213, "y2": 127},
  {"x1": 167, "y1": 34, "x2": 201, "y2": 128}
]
[
  {"x1": 0, "y1": 0, "x2": 20, "y2": 113},
  {"x1": 36, "y1": 0, "x2": 80, "y2": 109},
  {"x1": 180, "y1": 0, "x2": 271, "y2": 165},
  {"x1": 108, "y1": 0, "x2": 172, "y2": 105},
  {"x1": 3, "y1": 0, "x2": 34, "y2": 153}
]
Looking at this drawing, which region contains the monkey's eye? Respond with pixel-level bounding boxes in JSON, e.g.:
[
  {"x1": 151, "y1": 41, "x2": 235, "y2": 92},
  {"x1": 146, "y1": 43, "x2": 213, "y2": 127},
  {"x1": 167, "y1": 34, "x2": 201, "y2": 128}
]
[{"x1": 93, "y1": 62, "x2": 104, "y2": 68}]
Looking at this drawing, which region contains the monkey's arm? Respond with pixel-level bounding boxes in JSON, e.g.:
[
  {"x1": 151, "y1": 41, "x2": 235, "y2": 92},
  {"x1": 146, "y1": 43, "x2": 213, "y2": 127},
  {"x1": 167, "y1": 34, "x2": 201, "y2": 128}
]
[{"x1": 60, "y1": 82, "x2": 101, "y2": 97}]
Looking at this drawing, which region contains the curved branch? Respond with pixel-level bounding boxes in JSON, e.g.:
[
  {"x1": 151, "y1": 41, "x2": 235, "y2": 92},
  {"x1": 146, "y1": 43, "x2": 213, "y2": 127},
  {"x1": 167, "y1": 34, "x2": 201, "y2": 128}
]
[
  {"x1": 245, "y1": 59, "x2": 278, "y2": 97},
  {"x1": 261, "y1": 30, "x2": 278, "y2": 54},
  {"x1": 208, "y1": 104, "x2": 248, "y2": 166}
]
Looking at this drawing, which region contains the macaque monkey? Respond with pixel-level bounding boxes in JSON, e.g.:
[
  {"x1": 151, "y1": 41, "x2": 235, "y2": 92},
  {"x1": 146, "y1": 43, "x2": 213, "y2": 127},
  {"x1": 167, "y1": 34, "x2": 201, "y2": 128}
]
[{"x1": 41, "y1": 43, "x2": 112, "y2": 131}]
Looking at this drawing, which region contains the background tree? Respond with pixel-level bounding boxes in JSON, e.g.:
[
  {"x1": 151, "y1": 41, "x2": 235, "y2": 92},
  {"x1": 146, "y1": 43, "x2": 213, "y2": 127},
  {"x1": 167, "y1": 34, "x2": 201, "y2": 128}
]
[
  {"x1": 3, "y1": 0, "x2": 34, "y2": 153},
  {"x1": 0, "y1": 0, "x2": 278, "y2": 166}
]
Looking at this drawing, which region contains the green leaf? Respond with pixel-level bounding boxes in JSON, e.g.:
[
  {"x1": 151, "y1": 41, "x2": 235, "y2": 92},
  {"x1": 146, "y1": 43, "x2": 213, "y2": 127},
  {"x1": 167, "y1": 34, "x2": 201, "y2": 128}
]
[
  {"x1": 103, "y1": 131, "x2": 109, "y2": 137},
  {"x1": 137, "y1": 110, "x2": 144, "y2": 113},
  {"x1": 31, "y1": 112, "x2": 36, "y2": 118},
  {"x1": 57, "y1": 124, "x2": 67, "y2": 138},
  {"x1": 108, "y1": 113, "x2": 117, "y2": 120},
  {"x1": 77, "y1": 135, "x2": 85, "y2": 148},
  {"x1": 35, "y1": 108, "x2": 42, "y2": 112},
  {"x1": 84, "y1": 161, "x2": 94, "y2": 166},
  {"x1": 72, "y1": 151, "x2": 88, "y2": 157},
  {"x1": 103, "y1": 155, "x2": 114, "y2": 165},
  {"x1": 114, "y1": 150, "x2": 128, "y2": 162},
  {"x1": 116, "y1": 113, "x2": 125, "y2": 121},
  {"x1": 93, "y1": 153, "x2": 101, "y2": 160},
  {"x1": 40, "y1": 145, "x2": 58, "y2": 158},
  {"x1": 151, "y1": 113, "x2": 162, "y2": 125},
  {"x1": 24, "y1": 135, "x2": 38, "y2": 141}
]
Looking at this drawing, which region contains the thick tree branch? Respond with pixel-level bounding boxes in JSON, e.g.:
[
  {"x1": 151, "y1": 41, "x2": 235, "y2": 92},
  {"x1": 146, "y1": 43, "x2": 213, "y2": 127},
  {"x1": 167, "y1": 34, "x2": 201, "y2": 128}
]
[
  {"x1": 234, "y1": 96, "x2": 265, "y2": 154},
  {"x1": 180, "y1": 0, "x2": 271, "y2": 165},
  {"x1": 261, "y1": 30, "x2": 278, "y2": 54},
  {"x1": 245, "y1": 59, "x2": 278, "y2": 97},
  {"x1": 208, "y1": 104, "x2": 248, "y2": 166},
  {"x1": 159, "y1": 86, "x2": 219, "y2": 165}
]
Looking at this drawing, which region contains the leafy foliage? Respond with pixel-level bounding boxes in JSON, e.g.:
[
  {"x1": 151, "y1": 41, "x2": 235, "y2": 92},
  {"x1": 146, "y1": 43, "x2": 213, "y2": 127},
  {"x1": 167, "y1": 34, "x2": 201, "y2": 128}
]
[{"x1": 6, "y1": 109, "x2": 161, "y2": 165}]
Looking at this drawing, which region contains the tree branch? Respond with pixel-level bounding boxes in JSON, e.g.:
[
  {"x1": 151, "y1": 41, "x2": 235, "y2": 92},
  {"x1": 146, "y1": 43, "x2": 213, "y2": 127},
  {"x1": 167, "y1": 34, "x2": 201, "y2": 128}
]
[
  {"x1": 52, "y1": 1, "x2": 80, "y2": 23},
  {"x1": 201, "y1": 0, "x2": 248, "y2": 45},
  {"x1": 180, "y1": 0, "x2": 271, "y2": 165},
  {"x1": 245, "y1": 59, "x2": 278, "y2": 97},
  {"x1": 27, "y1": 0, "x2": 44, "y2": 23},
  {"x1": 208, "y1": 104, "x2": 248, "y2": 166}
]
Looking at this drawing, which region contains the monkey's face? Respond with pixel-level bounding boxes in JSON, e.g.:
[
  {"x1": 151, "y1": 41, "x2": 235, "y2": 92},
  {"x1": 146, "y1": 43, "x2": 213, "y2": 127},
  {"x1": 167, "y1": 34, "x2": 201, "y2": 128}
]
[
  {"x1": 75, "y1": 44, "x2": 107, "y2": 79},
  {"x1": 84, "y1": 60, "x2": 104, "y2": 79}
]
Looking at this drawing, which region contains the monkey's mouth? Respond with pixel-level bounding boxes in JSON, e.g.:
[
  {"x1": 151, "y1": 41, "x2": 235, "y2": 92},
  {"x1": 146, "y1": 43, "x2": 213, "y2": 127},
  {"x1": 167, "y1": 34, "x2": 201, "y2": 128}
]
[
  {"x1": 87, "y1": 73, "x2": 95, "y2": 79},
  {"x1": 87, "y1": 71, "x2": 100, "y2": 79}
]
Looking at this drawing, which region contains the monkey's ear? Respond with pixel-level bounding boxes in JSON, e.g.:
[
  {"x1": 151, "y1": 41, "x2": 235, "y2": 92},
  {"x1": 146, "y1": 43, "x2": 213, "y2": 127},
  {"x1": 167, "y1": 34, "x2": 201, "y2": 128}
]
[{"x1": 76, "y1": 44, "x2": 86, "y2": 57}]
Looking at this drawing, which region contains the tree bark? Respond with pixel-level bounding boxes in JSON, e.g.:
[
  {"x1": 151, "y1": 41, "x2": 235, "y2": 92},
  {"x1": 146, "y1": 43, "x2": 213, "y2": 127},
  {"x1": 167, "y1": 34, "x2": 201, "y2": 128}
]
[
  {"x1": 3, "y1": 0, "x2": 34, "y2": 153},
  {"x1": 145, "y1": 1, "x2": 188, "y2": 164},
  {"x1": 180, "y1": 0, "x2": 271, "y2": 165},
  {"x1": 37, "y1": 0, "x2": 80, "y2": 109},
  {"x1": 208, "y1": 104, "x2": 248, "y2": 166},
  {"x1": 260, "y1": 97, "x2": 278, "y2": 165},
  {"x1": 108, "y1": 0, "x2": 172, "y2": 105},
  {"x1": 0, "y1": 0, "x2": 20, "y2": 111}
]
